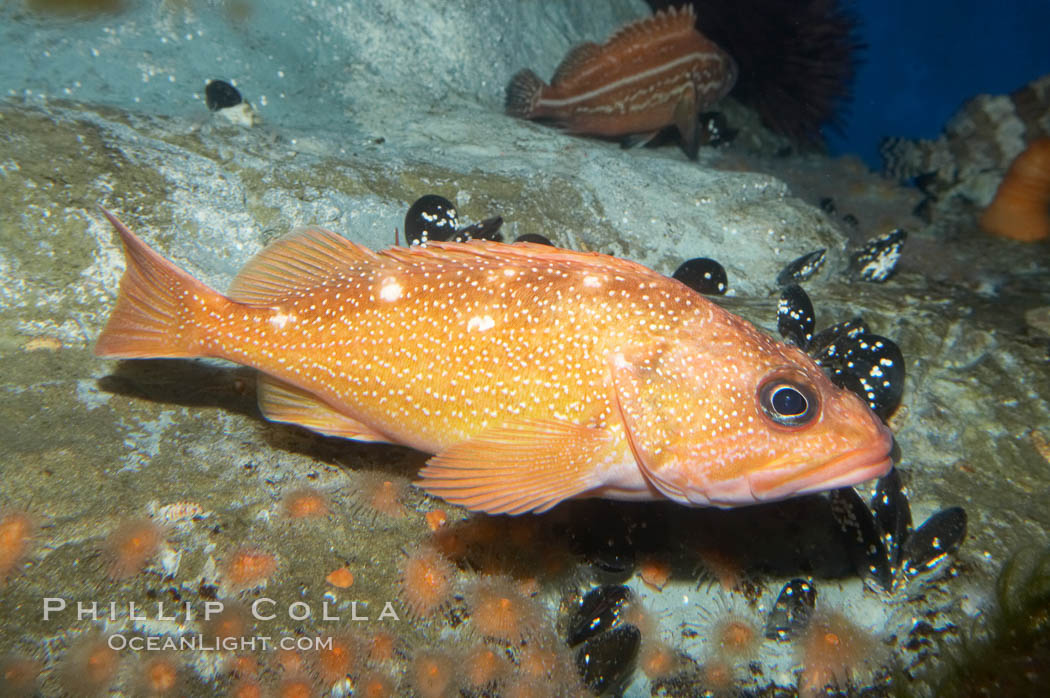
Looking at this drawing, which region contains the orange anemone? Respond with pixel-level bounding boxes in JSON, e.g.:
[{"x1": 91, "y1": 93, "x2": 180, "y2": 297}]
[{"x1": 980, "y1": 137, "x2": 1050, "y2": 242}]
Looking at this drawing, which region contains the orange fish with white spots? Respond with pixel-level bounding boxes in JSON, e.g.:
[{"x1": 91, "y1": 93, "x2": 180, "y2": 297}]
[{"x1": 95, "y1": 209, "x2": 893, "y2": 515}]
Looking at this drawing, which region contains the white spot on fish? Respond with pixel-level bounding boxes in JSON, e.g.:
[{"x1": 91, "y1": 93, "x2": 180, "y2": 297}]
[
  {"x1": 378, "y1": 278, "x2": 403, "y2": 301},
  {"x1": 467, "y1": 315, "x2": 496, "y2": 332},
  {"x1": 583, "y1": 274, "x2": 602, "y2": 288},
  {"x1": 270, "y1": 312, "x2": 293, "y2": 329}
]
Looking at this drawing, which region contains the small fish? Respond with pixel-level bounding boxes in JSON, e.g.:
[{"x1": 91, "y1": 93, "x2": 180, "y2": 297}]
[
  {"x1": 506, "y1": 5, "x2": 737, "y2": 159},
  {"x1": 95, "y1": 209, "x2": 892, "y2": 515}
]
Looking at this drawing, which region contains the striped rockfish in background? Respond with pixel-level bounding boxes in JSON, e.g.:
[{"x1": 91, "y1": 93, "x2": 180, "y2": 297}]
[{"x1": 505, "y1": 5, "x2": 737, "y2": 159}]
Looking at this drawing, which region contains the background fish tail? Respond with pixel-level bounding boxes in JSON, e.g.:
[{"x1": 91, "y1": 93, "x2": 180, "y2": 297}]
[
  {"x1": 505, "y1": 69, "x2": 546, "y2": 118},
  {"x1": 94, "y1": 208, "x2": 225, "y2": 359}
]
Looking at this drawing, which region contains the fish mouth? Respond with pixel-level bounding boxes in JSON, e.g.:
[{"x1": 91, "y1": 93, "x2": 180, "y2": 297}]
[{"x1": 747, "y1": 427, "x2": 895, "y2": 502}]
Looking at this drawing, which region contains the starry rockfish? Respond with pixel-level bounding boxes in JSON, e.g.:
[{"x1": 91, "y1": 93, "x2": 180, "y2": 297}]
[
  {"x1": 505, "y1": 5, "x2": 737, "y2": 159},
  {"x1": 95, "y1": 209, "x2": 892, "y2": 515}
]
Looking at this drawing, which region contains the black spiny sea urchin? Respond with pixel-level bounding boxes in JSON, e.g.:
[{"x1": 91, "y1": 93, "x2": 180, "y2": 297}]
[{"x1": 646, "y1": 0, "x2": 864, "y2": 144}]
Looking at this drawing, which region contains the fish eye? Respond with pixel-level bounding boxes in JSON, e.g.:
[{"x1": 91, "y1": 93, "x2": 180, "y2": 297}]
[{"x1": 758, "y1": 376, "x2": 819, "y2": 428}]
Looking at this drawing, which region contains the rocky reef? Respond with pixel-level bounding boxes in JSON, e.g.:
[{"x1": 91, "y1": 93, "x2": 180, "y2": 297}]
[{"x1": 880, "y1": 72, "x2": 1050, "y2": 226}]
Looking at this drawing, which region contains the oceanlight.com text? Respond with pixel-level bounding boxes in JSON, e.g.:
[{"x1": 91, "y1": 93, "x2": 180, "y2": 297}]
[{"x1": 106, "y1": 634, "x2": 335, "y2": 652}]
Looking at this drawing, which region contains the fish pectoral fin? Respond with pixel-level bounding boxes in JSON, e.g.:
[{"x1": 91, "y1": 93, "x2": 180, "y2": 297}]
[
  {"x1": 256, "y1": 374, "x2": 390, "y2": 443},
  {"x1": 416, "y1": 418, "x2": 612, "y2": 515},
  {"x1": 673, "y1": 90, "x2": 700, "y2": 160}
]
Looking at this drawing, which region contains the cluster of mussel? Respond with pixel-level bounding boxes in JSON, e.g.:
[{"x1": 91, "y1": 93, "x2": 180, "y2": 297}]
[
  {"x1": 768, "y1": 247, "x2": 968, "y2": 597},
  {"x1": 674, "y1": 232, "x2": 910, "y2": 421}
]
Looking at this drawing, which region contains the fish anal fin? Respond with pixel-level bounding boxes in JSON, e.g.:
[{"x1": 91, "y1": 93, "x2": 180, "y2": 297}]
[
  {"x1": 551, "y1": 41, "x2": 602, "y2": 85},
  {"x1": 257, "y1": 374, "x2": 390, "y2": 442},
  {"x1": 228, "y1": 228, "x2": 378, "y2": 305},
  {"x1": 416, "y1": 419, "x2": 612, "y2": 515}
]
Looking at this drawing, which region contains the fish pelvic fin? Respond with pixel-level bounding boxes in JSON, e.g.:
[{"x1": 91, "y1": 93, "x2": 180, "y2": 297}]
[
  {"x1": 505, "y1": 69, "x2": 546, "y2": 119},
  {"x1": 620, "y1": 130, "x2": 661, "y2": 150},
  {"x1": 416, "y1": 418, "x2": 612, "y2": 515},
  {"x1": 673, "y1": 89, "x2": 700, "y2": 160},
  {"x1": 94, "y1": 207, "x2": 225, "y2": 359}
]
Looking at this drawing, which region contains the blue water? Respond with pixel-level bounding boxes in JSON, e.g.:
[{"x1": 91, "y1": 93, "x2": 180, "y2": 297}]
[{"x1": 828, "y1": 0, "x2": 1050, "y2": 168}]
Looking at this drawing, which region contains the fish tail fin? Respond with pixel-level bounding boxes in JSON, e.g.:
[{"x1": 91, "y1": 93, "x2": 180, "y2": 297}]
[
  {"x1": 505, "y1": 69, "x2": 546, "y2": 118},
  {"x1": 94, "y1": 208, "x2": 224, "y2": 359}
]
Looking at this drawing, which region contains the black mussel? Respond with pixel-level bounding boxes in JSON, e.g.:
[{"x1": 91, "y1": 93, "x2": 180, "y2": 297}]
[
  {"x1": 567, "y1": 585, "x2": 633, "y2": 646},
  {"x1": 404, "y1": 195, "x2": 458, "y2": 245},
  {"x1": 901, "y1": 507, "x2": 967, "y2": 579},
  {"x1": 809, "y1": 318, "x2": 868, "y2": 360},
  {"x1": 808, "y1": 317, "x2": 904, "y2": 418},
  {"x1": 699, "y1": 111, "x2": 737, "y2": 147},
  {"x1": 827, "y1": 367, "x2": 868, "y2": 406},
  {"x1": 830, "y1": 486, "x2": 894, "y2": 592},
  {"x1": 515, "y1": 233, "x2": 554, "y2": 246},
  {"x1": 205, "y1": 79, "x2": 242, "y2": 111},
  {"x1": 776, "y1": 248, "x2": 827, "y2": 286},
  {"x1": 819, "y1": 197, "x2": 836, "y2": 214},
  {"x1": 826, "y1": 333, "x2": 905, "y2": 419},
  {"x1": 850, "y1": 228, "x2": 907, "y2": 283},
  {"x1": 829, "y1": 472, "x2": 966, "y2": 592},
  {"x1": 764, "y1": 578, "x2": 817, "y2": 641},
  {"x1": 777, "y1": 284, "x2": 815, "y2": 348},
  {"x1": 451, "y1": 216, "x2": 504, "y2": 242},
  {"x1": 872, "y1": 468, "x2": 912, "y2": 568},
  {"x1": 672, "y1": 258, "x2": 727, "y2": 295},
  {"x1": 575, "y1": 623, "x2": 640, "y2": 695}
]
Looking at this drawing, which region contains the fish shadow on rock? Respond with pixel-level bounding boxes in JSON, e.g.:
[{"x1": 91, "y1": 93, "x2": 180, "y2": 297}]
[
  {"x1": 548, "y1": 496, "x2": 858, "y2": 590},
  {"x1": 96, "y1": 359, "x2": 421, "y2": 476},
  {"x1": 98, "y1": 359, "x2": 259, "y2": 417}
]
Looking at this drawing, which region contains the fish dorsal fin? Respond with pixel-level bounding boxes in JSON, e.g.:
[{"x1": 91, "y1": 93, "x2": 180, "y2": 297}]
[
  {"x1": 551, "y1": 41, "x2": 602, "y2": 85},
  {"x1": 548, "y1": 7, "x2": 699, "y2": 92},
  {"x1": 604, "y1": 5, "x2": 697, "y2": 57},
  {"x1": 257, "y1": 373, "x2": 391, "y2": 442},
  {"x1": 380, "y1": 239, "x2": 656, "y2": 280},
  {"x1": 416, "y1": 418, "x2": 613, "y2": 515},
  {"x1": 228, "y1": 227, "x2": 378, "y2": 304}
]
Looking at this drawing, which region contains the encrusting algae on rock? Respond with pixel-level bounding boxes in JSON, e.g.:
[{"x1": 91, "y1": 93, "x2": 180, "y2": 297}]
[{"x1": 94, "y1": 208, "x2": 892, "y2": 515}]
